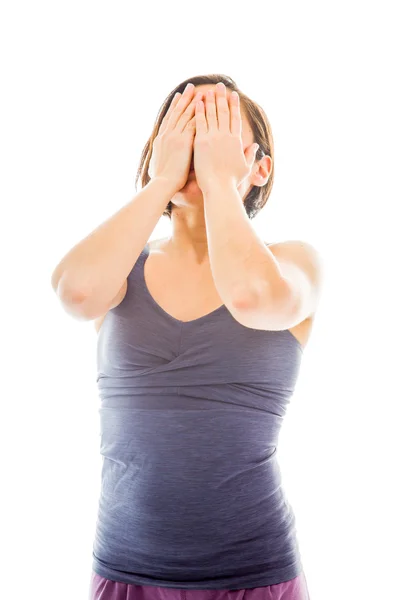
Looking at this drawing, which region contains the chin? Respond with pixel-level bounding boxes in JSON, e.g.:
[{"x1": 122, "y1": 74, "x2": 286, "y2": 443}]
[{"x1": 184, "y1": 174, "x2": 199, "y2": 185}]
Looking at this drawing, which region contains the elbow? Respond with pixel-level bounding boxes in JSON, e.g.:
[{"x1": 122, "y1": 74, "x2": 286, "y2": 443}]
[
  {"x1": 231, "y1": 277, "x2": 276, "y2": 311},
  {"x1": 232, "y1": 276, "x2": 291, "y2": 315},
  {"x1": 52, "y1": 273, "x2": 93, "y2": 320},
  {"x1": 52, "y1": 271, "x2": 87, "y2": 304}
]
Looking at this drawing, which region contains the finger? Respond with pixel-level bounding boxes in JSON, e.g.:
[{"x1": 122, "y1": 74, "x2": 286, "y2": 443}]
[
  {"x1": 205, "y1": 89, "x2": 218, "y2": 130},
  {"x1": 167, "y1": 85, "x2": 196, "y2": 130},
  {"x1": 184, "y1": 115, "x2": 197, "y2": 135},
  {"x1": 176, "y1": 92, "x2": 202, "y2": 133},
  {"x1": 195, "y1": 100, "x2": 207, "y2": 134},
  {"x1": 215, "y1": 84, "x2": 230, "y2": 132},
  {"x1": 230, "y1": 91, "x2": 242, "y2": 137},
  {"x1": 158, "y1": 92, "x2": 181, "y2": 134}
]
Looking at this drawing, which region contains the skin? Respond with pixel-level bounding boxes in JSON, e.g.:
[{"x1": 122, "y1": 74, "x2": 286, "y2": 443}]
[{"x1": 162, "y1": 83, "x2": 273, "y2": 267}]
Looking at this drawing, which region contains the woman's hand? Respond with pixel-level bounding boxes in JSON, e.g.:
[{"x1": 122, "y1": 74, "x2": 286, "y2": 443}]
[
  {"x1": 193, "y1": 82, "x2": 259, "y2": 194},
  {"x1": 149, "y1": 83, "x2": 201, "y2": 193}
]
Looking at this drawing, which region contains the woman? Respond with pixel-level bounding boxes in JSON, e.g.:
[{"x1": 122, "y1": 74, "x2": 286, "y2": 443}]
[{"x1": 52, "y1": 74, "x2": 321, "y2": 600}]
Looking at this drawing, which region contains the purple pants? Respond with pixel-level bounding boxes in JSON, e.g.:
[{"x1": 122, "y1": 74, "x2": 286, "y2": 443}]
[{"x1": 89, "y1": 571, "x2": 310, "y2": 600}]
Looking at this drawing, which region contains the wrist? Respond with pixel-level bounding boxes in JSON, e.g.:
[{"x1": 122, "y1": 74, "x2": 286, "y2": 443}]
[
  {"x1": 149, "y1": 177, "x2": 179, "y2": 197},
  {"x1": 201, "y1": 178, "x2": 237, "y2": 197}
]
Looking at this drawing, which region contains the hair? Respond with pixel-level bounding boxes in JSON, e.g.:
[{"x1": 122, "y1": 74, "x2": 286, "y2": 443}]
[{"x1": 134, "y1": 74, "x2": 275, "y2": 220}]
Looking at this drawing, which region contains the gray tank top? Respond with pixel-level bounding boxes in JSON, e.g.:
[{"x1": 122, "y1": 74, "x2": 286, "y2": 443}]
[{"x1": 92, "y1": 243, "x2": 305, "y2": 590}]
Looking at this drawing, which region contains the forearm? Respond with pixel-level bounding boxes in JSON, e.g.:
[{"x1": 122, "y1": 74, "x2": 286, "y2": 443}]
[
  {"x1": 203, "y1": 181, "x2": 284, "y2": 309},
  {"x1": 51, "y1": 177, "x2": 176, "y2": 311}
]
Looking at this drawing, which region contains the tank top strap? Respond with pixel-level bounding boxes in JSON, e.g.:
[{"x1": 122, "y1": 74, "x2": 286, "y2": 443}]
[
  {"x1": 127, "y1": 243, "x2": 150, "y2": 286},
  {"x1": 112, "y1": 243, "x2": 150, "y2": 313}
]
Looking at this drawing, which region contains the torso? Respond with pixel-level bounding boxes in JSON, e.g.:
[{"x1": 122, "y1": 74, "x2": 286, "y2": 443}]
[{"x1": 95, "y1": 238, "x2": 315, "y2": 351}]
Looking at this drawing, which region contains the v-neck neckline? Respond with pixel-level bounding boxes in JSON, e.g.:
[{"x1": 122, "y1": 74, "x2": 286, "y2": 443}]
[{"x1": 140, "y1": 244, "x2": 228, "y2": 325}]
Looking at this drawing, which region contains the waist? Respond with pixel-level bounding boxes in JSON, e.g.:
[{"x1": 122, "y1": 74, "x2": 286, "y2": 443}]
[{"x1": 93, "y1": 454, "x2": 300, "y2": 588}]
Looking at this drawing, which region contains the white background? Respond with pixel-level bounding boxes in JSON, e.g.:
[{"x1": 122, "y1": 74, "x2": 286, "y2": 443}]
[{"x1": 1, "y1": 1, "x2": 399, "y2": 599}]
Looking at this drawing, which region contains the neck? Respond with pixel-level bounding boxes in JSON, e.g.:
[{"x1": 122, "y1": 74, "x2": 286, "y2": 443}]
[{"x1": 168, "y1": 206, "x2": 210, "y2": 266}]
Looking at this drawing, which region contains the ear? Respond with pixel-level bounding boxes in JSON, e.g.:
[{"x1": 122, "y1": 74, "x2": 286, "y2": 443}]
[
  {"x1": 248, "y1": 152, "x2": 272, "y2": 187},
  {"x1": 244, "y1": 143, "x2": 259, "y2": 170}
]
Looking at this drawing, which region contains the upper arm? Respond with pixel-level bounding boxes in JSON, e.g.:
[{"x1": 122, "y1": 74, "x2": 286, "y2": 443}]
[
  {"x1": 230, "y1": 240, "x2": 323, "y2": 331},
  {"x1": 108, "y1": 278, "x2": 128, "y2": 310},
  {"x1": 94, "y1": 278, "x2": 128, "y2": 332},
  {"x1": 273, "y1": 240, "x2": 323, "y2": 320}
]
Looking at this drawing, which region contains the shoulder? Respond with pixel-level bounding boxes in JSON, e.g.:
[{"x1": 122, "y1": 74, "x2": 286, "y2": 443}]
[
  {"x1": 265, "y1": 239, "x2": 323, "y2": 274},
  {"x1": 265, "y1": 239, "x2": 324, "y2": 321},
  {"x1": 94, "y1": 241, "x2": 165, "y2": 334}
]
